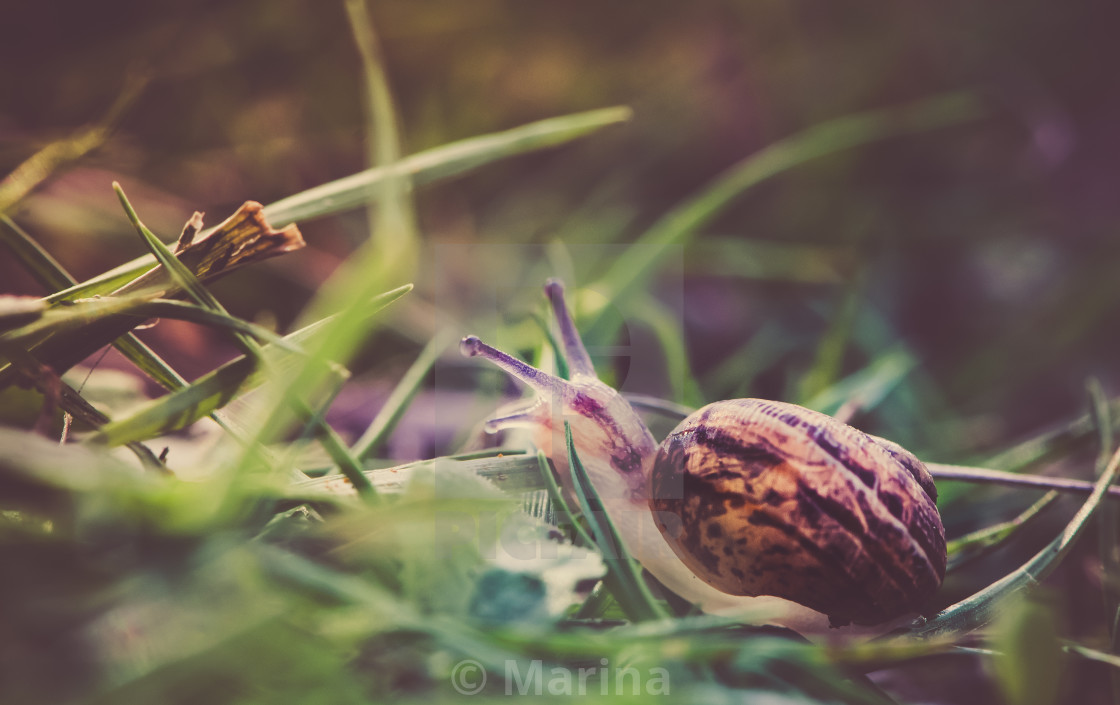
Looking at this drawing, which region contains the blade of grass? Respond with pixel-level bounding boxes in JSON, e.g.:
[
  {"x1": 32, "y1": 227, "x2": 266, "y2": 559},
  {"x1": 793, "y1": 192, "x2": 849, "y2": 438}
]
[
  {"x1": 111, "y1": 336, "x2": 188, "y2": 392},
  {"x1": 344, "y1": 0, "x2": 418, "y2": 287},
  {"x1": 255, "y1": 2, "x2": 419, "y2": 450},
  {"x1": 114, "y1": 183, "x2": 249, "y2": 350},
  {"x1": 586, "y1": 93, "x2": 982, "y2": 340},
  {"x1": 262, "y1": 106, "x2": 632, "y2": 227},
  {"x1": 802, "y1": 346, "x2": 916, "y2": 420},
  {"x1": 0, "y1": 215, "x2": 189, "y2": 391},
  {"x1": 0, "y1": 74, "x2": 146, "y2": 214},
  {"x1": 352, "y1": 330, "x2": 453, "y2": 460},
  {"x1": 0, "y1": 215, "x2": 78, "y2": 291},
  {"x1": 797, "y1": 271, "x2": 865, "y2": 405},
  {"x1": 46, "y1": 108, "x2": 632, "y2": 305},
  {"x1": 87, "y1": 285, "x2": 411, "y2": 448},
  {"x1": 981, "y1": 396, "x2": 1120, "y2": 473},
  {"x1": 564, "y1": 421, "x2": 668, "y2": 622},
  {"x1": 288, "y1": 382, "x2": 374, "y2": 500},
  {"x1": 927, "y1": 463, "x2": 1120, "y2": 500},
  {"x1": 263, "y1": 6, "x2": 494, "y2": 449},
  {"x1": 535, "y1": 450, "x2": 595, "y2": 549},
  {"x1": 0, "y1": 337, "x2": 163, "y2": 469},
  {"x1": 531, "y1": 311, "x2": 570, "y2": 381},
  {"x1": 628, "y1": 296, "x2": 703, "y2": 407},
  {"x1": 945, "y1": 491, "x2": 1060, "y2": 572},
  {"x1": 115, "y1": 185, "x2": 326, "y2": 482},
  {"x1": 1, "y1": 208, "x2": 295, "y2": 459},
  {"x1": 5, "y1": 200, "x2": 304, "y2": 387},
  {"x1": 899, "y1": 440, "x2": 1120, "y2": 640},
  {"x1": 4, "y1": 297, "x2": 296, "y2": 352},
  {"x1": 690, "y1": 236, "x2": 852, "y2": 284},
  {"x1": 1064, "y1": 643, "x2": 1120, "y2": 671},
  {"x1": 1088, "y1": 379, "x2": 1120, "y2": 703}
]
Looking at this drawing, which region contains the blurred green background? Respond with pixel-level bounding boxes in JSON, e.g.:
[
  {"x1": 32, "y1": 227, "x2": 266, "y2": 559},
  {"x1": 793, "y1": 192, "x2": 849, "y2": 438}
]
[{"x1": 6, "y1": 0, "x2": 1119, "y2": 444}]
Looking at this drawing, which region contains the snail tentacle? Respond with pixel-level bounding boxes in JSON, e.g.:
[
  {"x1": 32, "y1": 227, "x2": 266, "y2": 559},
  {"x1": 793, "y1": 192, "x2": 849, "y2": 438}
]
[
  {"x1": 543, "y1": 278, "x2": 597, "y2": 378},
  {"x1": 459, "y1": 335, "x2": 566, "y2": 396}
]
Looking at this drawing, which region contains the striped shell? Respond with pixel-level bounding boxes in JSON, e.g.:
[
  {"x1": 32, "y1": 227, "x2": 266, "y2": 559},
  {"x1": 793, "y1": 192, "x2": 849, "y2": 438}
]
[{"x1": 648, "y1": 399, "x2": 946, "y2": 627}]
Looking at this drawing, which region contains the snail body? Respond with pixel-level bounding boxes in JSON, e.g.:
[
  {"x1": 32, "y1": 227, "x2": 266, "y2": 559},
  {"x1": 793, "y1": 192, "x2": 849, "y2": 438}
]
[{"x1": 461, "y1": 280, "x2": 946, "y2": 630}]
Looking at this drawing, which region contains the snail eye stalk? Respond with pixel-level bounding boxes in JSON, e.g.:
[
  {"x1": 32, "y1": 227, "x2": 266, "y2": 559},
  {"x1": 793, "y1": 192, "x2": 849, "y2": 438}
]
[
  {"x1": 543, "y1": 278, "x2": 596, "y2": 378},
  {"x1": 459, "y1": 335, "x2": 566, "y2": 396}
]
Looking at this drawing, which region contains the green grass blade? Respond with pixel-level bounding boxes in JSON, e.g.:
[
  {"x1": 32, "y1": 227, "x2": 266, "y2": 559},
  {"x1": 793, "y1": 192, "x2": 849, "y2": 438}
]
[
  {"x1": 113, "y1": 183, "x2": 248, "y2": 350},
  {"x1": 980, "y1": 396, "x2": 1120, "y2": 473},
  {"x1": 535, "y1": 450, "x2": 596, "y2": 549},
  {"x1": 945, "y1": 491, "x2": 1060, "y2": 572},
  {"x1": 1088, "y1": 379, "x2": 1120, "y2": 702},
  {"x1": 900, "y1": 443, "x2": 1120, "y2": 640},
  {"x1": 564, "y1": 421, "x2": 668, "y2": 622},
  {"x1": 111, "y1": 335, "x2": 188, "y2": 391},
  {"x1": 0, "y1": 215, "x2": 79, "y2": 291},
  {"x1": 0, "y1": 338, "x2": 165, "y2": 469},
  {"x1": 531, "y1": 311, "x2": 570, "y2": 381},
  {"x1": 40, "y1": 108, "x2": 632, "y2": 305},
  {"x1": 344, "y1": 0, "x2": 419, "y2": 283},
  {"x1": 43, "y1": 259, "x2": 160, "y2": 304},
  {"x1": 259, "y1": 117, "x2": 630, "y2": 453},
  {"x1": 261, "y1": 106, "x2": 632, "y2": 227},
  {"x1": 113, "y1": 186, "x2": 360, "y2": 483},
  {"x1": 87, "y1": 285, "x2": 411, "y2": 447},
  {"x1": 801, "y1": 346, "x2": 917, "y2": 418},
  {"x1": 88, "y1": 354, "x2": 257, "y2": 447},
  {"x1": 690, "y1": 237, "x2": 852, "y2": 284},
  {"x1": 1064, "y1": 643, "x2": 1120, "y2": 671},
  {"x1": 0, "y1": 216, "x2": 190, "y2": 391},
  {"x1": 796, "y1": 272, "x2": 865, "y2": 405},
  {"x1": 588, "y1": 93, "x2": 982, "y2": 339},
  {"x1": 352, "y1": 330, "x2": 453, "y2": 460},
  {"x1": 291, "y1": 388, "x2": 376, "y2": 499},
  {"x1": 0, "y1": 75, "x2": 144, "y2": 214},
  {"x1": 4, "y1": 297, "x2": 295, "y2": 352},
  {"x1": 628, "y1": 296, "x2": 703, "y2": 407}
]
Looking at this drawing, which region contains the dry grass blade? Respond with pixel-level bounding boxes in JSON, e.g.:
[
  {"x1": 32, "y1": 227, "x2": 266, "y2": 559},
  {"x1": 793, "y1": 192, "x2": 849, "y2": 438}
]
[
  {"x1": 0, "y1": 200, "x2": 304, "y2": 387},
  {"x1": 928, "y1": 463, "x2": 1120, "y2": 500},
  {"x1": 113, "y1": 199, "x2": 304, "y2": 297}
]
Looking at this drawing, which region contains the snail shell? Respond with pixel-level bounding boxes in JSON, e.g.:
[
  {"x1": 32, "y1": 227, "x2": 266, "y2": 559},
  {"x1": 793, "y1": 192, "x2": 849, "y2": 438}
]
[{"x1": 649, "y1": 398, "x2": 946, "y2": 627}]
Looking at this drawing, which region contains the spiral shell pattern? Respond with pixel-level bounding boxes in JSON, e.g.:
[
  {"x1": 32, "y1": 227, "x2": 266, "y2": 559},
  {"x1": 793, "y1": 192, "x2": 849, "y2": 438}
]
[{"x1": 649, "y1": 399, "x2": 946, "y2": 626}]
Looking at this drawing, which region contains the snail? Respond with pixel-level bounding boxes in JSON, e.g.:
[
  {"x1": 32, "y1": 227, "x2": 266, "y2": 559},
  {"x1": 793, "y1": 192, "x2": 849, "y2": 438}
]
[{"x1": 460, "y1": 279, "x2": 946, "y2": 631}]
